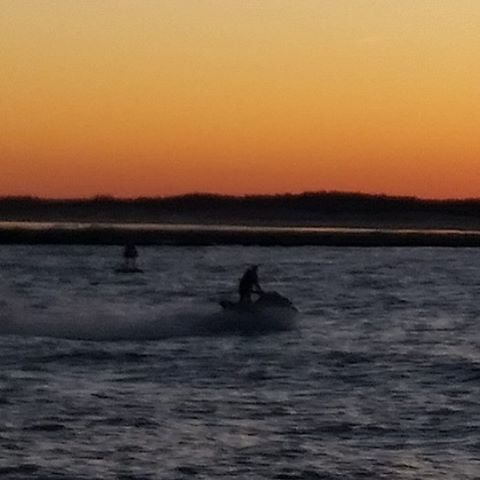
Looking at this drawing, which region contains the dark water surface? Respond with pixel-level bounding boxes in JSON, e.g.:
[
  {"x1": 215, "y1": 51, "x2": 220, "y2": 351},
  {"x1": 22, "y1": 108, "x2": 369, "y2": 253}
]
[{"x1": 0, "y1": 246, "x2": 479, "y2": 479}]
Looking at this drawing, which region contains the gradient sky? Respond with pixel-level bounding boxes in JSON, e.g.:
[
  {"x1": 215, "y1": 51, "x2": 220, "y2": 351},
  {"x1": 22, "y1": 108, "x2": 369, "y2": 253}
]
[{"x1": 2, "y1": 0, "x2": 480, "y2": 198}]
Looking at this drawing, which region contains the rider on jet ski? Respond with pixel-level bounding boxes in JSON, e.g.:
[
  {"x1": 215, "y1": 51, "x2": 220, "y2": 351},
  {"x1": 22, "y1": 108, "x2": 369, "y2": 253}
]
[{"x1": 239, "y1": 265, "x2": 263, "y2": 304}]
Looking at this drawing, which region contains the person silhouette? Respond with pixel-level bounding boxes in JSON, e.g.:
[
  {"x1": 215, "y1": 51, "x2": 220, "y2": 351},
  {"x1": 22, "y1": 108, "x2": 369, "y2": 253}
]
[
  {"x1": 123, "y1": 242, "x2": 138, "y2": 270},
  {"x1": 238, "y1": 265, "x2": 263, "y2": 304}
]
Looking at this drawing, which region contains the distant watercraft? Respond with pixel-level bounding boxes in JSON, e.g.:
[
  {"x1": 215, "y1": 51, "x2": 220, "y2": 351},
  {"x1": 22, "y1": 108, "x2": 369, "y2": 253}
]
[{"x1": 114, "y1": 267, "x2": 144, "y2": 274}]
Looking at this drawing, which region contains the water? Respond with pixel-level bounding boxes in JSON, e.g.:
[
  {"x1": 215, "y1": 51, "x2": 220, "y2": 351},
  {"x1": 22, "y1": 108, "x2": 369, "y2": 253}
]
[{"x1": 0, "y1": 245, "x2": 479, "y2": 479}]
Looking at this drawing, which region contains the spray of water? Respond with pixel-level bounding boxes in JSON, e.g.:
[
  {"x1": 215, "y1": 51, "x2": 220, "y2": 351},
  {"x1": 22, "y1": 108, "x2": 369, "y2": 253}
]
[{"x1": 0, "y1": 286, "x2": 296, "y2": 341}]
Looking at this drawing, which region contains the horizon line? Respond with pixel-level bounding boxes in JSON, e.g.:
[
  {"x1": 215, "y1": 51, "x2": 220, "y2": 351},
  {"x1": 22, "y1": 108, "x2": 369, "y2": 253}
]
[{"x1": 0, "y1": 190, "x2": 480, "y2": 203}]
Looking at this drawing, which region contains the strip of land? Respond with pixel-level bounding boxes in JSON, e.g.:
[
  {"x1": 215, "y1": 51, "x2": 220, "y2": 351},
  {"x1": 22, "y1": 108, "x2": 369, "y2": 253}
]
[
  {"x1": 1, "y1": 224, "x2": 480, "y2": 246},
  {"x1": 1, "y1": 193, "x2": 480, "y2": 246}
]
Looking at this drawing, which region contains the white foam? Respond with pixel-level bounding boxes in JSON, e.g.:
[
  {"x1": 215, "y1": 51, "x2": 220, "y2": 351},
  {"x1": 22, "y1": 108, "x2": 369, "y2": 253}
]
[
  {"x1": 0, "y1": 295, "x2": 214, "y2": 341},
  {"x1": 0, "y1": 291, "x2": 296, "y2": 341}
]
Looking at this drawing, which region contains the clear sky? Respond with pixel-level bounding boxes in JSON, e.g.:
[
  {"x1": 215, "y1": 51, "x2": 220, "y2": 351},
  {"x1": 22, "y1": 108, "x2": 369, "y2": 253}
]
[{"x1": 1, "y1": 0, "x2": 480, "y2": 198}]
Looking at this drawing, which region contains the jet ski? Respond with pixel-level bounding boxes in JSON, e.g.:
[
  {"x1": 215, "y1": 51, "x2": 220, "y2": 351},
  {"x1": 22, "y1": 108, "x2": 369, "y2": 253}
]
[
  {"x1": 220, "y1": 291, "x2": 297, "y2": 313},
  {"x1": 114, "y1": 266, "x2": 144, "y2": 274},
  {"x1": 214, "y1": 291, "x2": 298, "y2": 334}
]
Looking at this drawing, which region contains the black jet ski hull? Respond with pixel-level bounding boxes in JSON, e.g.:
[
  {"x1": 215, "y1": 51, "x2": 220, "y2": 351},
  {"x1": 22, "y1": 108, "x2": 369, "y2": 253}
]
[
  {"x1": 215, "y1": 291, "x2": 298, "y2": 335},
  {"x1": 220, "y1": 291, "x2": 297, "y2": 312}
]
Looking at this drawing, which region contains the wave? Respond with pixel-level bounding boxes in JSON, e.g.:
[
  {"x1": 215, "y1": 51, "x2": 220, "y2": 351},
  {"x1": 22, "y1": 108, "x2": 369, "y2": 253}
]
[{"x1": 0, "y1": 292, "x2": 297, "y2": 342}]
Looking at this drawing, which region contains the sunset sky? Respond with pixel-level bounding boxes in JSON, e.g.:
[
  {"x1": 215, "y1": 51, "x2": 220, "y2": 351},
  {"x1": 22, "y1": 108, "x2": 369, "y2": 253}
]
[{"x1": 2, "y1": 0, "x2": 480, "y2": 199}]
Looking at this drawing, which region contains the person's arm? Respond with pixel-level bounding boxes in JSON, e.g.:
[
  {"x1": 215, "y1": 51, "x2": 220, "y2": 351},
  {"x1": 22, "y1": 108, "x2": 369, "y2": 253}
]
[{"x1": 253, "y1": 279, "x2": 263, "y2": 293}]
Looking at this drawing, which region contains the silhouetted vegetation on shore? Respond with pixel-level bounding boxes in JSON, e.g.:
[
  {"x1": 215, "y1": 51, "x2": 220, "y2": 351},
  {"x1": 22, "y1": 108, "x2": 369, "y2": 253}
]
[{"x1": 1, "y1": 192, "x2": 480, "y2": 229}]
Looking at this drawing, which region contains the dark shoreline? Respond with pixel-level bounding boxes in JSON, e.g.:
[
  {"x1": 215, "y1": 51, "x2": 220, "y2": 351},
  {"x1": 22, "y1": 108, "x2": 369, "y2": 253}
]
[
  {"x1": 2, "y1": 192, "x2": 480, "y2": 231},
  {"x1": 1, "y1": 224, "x2": 480, "y2": 247}
]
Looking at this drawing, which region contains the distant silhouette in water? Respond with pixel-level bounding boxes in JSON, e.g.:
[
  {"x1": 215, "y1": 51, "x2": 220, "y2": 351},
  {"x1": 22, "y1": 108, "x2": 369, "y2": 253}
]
[
  {"x1": 123, "y1": 242, "x2": 139, "y2": 270},
  {"x1": 239, "y1": 265, "x2": 263, "y2": 304}
]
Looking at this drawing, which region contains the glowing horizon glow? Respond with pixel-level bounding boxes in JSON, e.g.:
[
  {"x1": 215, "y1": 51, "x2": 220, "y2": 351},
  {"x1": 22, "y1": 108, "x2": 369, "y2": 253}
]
[{"x1": 2, "y1": 0, "x2": 480, "y2": 199}]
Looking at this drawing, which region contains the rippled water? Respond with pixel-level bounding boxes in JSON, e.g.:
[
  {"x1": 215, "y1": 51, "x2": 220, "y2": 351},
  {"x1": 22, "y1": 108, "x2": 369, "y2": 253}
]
[{"x1": 0, "y1": 246, "x2": 479, "y2": 479}]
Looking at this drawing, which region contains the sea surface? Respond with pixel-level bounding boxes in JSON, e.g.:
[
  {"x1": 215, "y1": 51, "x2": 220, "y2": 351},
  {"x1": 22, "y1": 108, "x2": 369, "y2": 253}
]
[{"x1": 0, "y1": 245, "x2": 479, "y2": 479}]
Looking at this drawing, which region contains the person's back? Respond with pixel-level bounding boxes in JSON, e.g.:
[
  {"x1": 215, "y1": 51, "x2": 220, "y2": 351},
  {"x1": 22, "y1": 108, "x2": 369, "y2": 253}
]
[
  {"x1": 239, "y1": 265, "x2": 262, "y2": 303},
  {"x1": 124, "y1": 243, "x2": 138, "y2": 259}
]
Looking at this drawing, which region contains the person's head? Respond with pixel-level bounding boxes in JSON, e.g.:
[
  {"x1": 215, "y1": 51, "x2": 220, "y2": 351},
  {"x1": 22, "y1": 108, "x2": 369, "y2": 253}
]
[{"x1": 250, "y1": 265, "x2": 259, "y2": 272}]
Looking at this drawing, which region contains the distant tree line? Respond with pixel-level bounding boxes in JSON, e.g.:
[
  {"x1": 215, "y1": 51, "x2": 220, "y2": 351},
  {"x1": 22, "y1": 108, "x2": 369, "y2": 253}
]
[{"x1": 0, "y1": 192, "x2": 479, "y2": 225}]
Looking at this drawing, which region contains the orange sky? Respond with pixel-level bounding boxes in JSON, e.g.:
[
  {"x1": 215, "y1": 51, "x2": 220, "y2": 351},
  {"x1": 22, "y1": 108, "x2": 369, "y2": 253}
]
[{"x1": 1, "y1": 0, "x2": 480, "y2": 199}]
